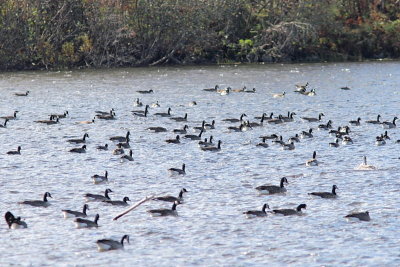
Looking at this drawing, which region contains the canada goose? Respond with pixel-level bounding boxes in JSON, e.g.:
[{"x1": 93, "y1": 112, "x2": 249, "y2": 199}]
[
  {"x1": 95, "y1": 108, "x2": 114, "y2": 115},
  {"x1": 15, "y1": 91, "x2": 29, "y2": 96},
  {"x1": 133, "y1": 98, "x2": 143, "y2": 107},
  {"x1": 69, "y1": 145, "x2": 86, "y2": 153},
  {"x1": 282, "y1": 112, "x2": 296, "y2": 122},
  {"x1": 193, "y1": 121, "x2": 206, "y2": 132},
  {"x1": 19, "y1": 192, "x2": 52, "y2": 207},
  {"x1": 0, "y1": 111, "x2": 18, "y2": 120},
  {"x1": 255, "y1": 177, "x2": 288, "y2": 194},
  {"x1": 154, "y1": 107, "x2": 172, "y2": 117},
  {"x1": 104, "y1": 196, "x2": 130, "y2": 206},
  {"x1": 244, "y1": 87, "x2": 256, "y2": 93},
  {"x1": 147, "y1": 201, "x2": 179, "y2": 217},
  {"x1": 121, "y1": 150, "x2": 134, "y2": 161},
  {"x1": 112, "y1": 143, "x2": 125, "y2": 155},
  {"x1": 132, "y1": 105, "x2": 149, "y2": 114},
  {"x1": 288, "y1": 134, "x2": 300, "y2": 143},
  {"x1": 68, "y1": 133, "x2": 89, "y2": 144},
  {"x1": 166, "y1": 135, "x2": 180, "y2": 144},
  {"x1": 203, "y1": 85, "x2": 219, "y2": 92},
  {"x1": 78, "y1": 117, "x2": 96, "y2": 124},
  {"x1": 248, "y1": 114, "x2": 265, "y2": 127},
  {"x1": 74, "y1": 214, "x2": 99, "y2": 228},
  {"x1": 318, "y1": 120, "x2": 332, "y2": 130},
  {"x1": 309, "y1": 185, "x2": 338, "y2": 198},
  {"x1": 118, "y1": 140, "x2": 131, "y2": 148},
  {"x1": 148, "y1": 126, "x2": 167, "y2": 133},
  {"x1": 365, "y1": 115, "x2": 381, "y2": 124},
  {"x1": 259, "y1": 134, "x2": 278, "y2": 140},
  {"x1": 96, "y1": 144, "x2": 108, "y2": 150},
  {"x1": 84, "y1": 189, "x2": 112, "y2": 202},
  {"x1": 355, "y1": 156, "x2": 376, "y2": 170},
  {"x1": 34, "y1": 115, "x2": 59, "y2": 124},
  {"x1": 198, "y1": 138, "x2": 208, "y2": 147},
  {"x1": 92, "y1": 171, "x2": 108, "y2": 184},
  {"x1": 254, "y1": 113, "x2": 267, "y2": 120},
  {"x1": 336, "y1": 127, "x2": 350, "y2": 138},
  {"x1": 62, "y1": 204, "x2": 89, "y2": 218},
  {"x1": 45, "y1": 117, "x2": 59, "y2": 125},
  {"x1": 295, "y1": 82, "x2": 308, "y2": 91},
  {"x1": 268, "y1": 115, "x2": 284, "y2": 124},
  {"x1": 241, "y1": 121, "x2": 252, "y2": 131},
  {"x1": 349, "y1": 117, "x2": 361, "y2": 126},
  {"x1": 137, "y1": 89, "x2": 154, "y2": 94},
  {"x1": 0, "y1": 119, "x2": 9, "y2": 128},
  {"x1": 52, "y1": 111, "x2": 69, "y2": 119},
  {"x1": 340, "y1": 135, "x2": 351, "y2": 144},
  {"x1": 329, "y1": 139, "x2": 339, "y2": 147},
  {"x1": 381, "y1": 116, "x2": 397, "y2": 129},
  {"x1": 339, "y1": 125, "x2": 351, "y2": 134},
  {"x1": 204, "y1": 120, "x2": 215, "y2": 129},
  {"x1": 7, "y1": 146, "x2": 21, "y2": 155},
  {"x1": 281, "y1": 142, "x2": 295, "y2": 150},
  {"x1": 302, "y1": 88, "x2": 316, "y2": 96},
  {"x1": 243, "y1": 204, "x2": 269, "y2": 218},
  {"x1": 168, "y1": 164, "x2": 186, "y2": 175},
  {"x1": 132, "y1": 107, "x2": 148, "y2": 117},
  {"x1": 382, "y1": 131, "x2": 390, "y2": 140},
  {"x1": 345, "y1": 211, "x2": 370, "y2": 221},
  {"x1": 184, "y1": 130, "x2": 203, "y2": 140},
  {"x1": 232, "y1": 86, "x2": 246, "y2": 92},
  {"x1": 301, "y1": 113, "x2": 324, "y2": 122},
  {"x1": 151, "y1": 101, "x2": 160, "y2": 108},
  {"x1": 256, "y1": 137, "x2": 269, "y2": 148},
  {"x1": 272, "y1": 136, "x2": 284, "y2": 145},
  {"x1": 375, "y1": 136, "x2": 386, "y2": 146},
  {"x1": 300, "y1": 128, "x2": 313, "y2": 138},
  {"x1": 170, "y1": 113, "x2": 187, "y2": 122},
  {"x1": 306, "y1": 151, "x2": 319, "y2": 166},
  {"x1": 110, "y1": 131, "x2": 130, "y2": 142},
  {"x1": 340, "y1": 86, "x2": 351, "y2": 90},
  {"x1": 223, "y1": 113, "x2": 247, "y2": 123},
  {"x1": 188, "y1": 101, "x2": 197, "y2": 107},
  {"x1": 273, "y1": 91, "x2": 285, "y2": 98},
  {"x1": 273, "y1": 204, "x2": 307, "y2": 216},
  {"x1": 228, "y1": 124, "x2": 245, "y2": 132},
  {"x1": 154, "y1": 188, "x2": 188, "y2": 203},
  {"x1": 198, "y1": 136, "x2": 213, "y2": 147},
  {"x1": 329, "y1": 127, "x2": 341, "y2": 136},
  {"x1": 96, "y1": 235, "x2": 130, "y2": 252},
  {"x1": 173, "y1": 125, "x2": 188, "y2": 134},
  {"x1": 200, "y1": 140, "x2": 222, "y2": 151},
  {"x1": 5, "y1": 211, "x2": 27, "y2": 229},
  {"x1": 220, "y1": 87, "x2": 230, "y2": 95},
  {"x1": 96, "y1": 111, "x2": 116, "y2": 120}
]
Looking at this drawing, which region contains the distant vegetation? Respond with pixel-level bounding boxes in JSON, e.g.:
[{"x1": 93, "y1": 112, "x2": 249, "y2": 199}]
[{"x1": 1, "y1": 0, "x2": 399, "y2": 70}]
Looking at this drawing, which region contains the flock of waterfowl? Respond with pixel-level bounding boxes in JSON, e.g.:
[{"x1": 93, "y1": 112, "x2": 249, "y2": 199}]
[{"x1": 2, "y1": 80, "x2": 398, "y2": 255}]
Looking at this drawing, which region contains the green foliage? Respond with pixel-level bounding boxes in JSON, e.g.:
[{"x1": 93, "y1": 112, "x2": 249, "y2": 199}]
[{"x1": 0, "y1": 0, "x2": 399, "y2": 70}]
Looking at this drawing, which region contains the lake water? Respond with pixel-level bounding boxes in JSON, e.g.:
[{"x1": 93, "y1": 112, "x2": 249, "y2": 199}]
[{"x1": 1, "y1": 62, "x2": 399, "y2": 266}]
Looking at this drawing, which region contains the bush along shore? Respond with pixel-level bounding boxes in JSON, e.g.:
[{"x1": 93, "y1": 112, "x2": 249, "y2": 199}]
[{"x1": 1, "y1": 0, "x2": 400, "y2": 70}]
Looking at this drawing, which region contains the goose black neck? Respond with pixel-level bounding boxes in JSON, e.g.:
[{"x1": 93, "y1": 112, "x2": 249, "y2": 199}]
[
  {"x1": 121, "y1": 235, "x2": 129, "y2": 245},
  {"x1": 83, "y1": 205, "x2": 88, "y2": 214},
  {"x1": 94, "y1": 214, "x2": 99, "y2": 224}
]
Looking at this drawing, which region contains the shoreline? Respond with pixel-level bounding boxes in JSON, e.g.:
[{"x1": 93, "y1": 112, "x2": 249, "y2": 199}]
[{"x1": 0, "y1": 57, "x2": 398, "y2": 73}]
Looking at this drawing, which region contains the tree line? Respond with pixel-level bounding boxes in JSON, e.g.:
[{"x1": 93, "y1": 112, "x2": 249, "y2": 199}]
[{"x1": 0, "y1": 0, "x2": 399, "y2": 70}]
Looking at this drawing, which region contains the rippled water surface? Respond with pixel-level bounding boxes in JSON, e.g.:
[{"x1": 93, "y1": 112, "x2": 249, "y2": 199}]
[{"x1": 1, "y1": 62, "x2": 400, "y2": 266}]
